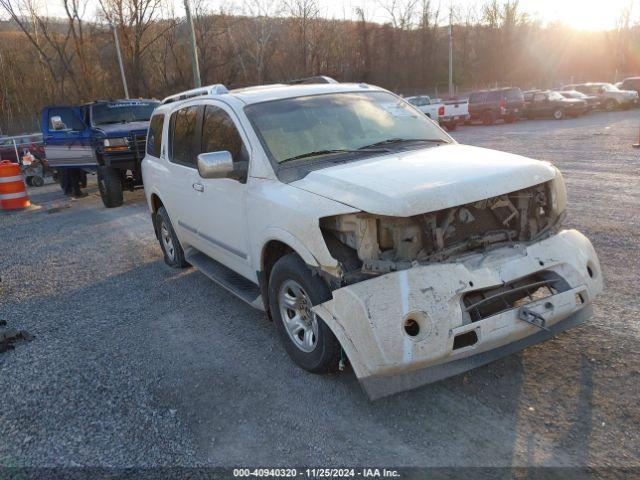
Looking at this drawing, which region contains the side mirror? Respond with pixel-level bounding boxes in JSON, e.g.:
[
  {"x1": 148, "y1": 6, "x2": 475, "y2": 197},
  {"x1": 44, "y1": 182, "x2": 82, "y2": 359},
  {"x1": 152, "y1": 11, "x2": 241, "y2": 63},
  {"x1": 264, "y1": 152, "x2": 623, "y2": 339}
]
[{"x1": 197, "y1": 151, "x2": 234, "y2": 179}]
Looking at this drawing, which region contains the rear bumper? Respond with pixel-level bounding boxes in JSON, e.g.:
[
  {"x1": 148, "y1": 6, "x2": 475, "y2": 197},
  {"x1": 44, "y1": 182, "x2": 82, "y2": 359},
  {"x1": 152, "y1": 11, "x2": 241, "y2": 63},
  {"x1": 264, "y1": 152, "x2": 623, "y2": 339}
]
[
  {"x1": 439, "y1": 114, "x2": 470, "y2": 124},
  {"x1": 314, "y1": 229, "x2": 603, "y2": 400}
]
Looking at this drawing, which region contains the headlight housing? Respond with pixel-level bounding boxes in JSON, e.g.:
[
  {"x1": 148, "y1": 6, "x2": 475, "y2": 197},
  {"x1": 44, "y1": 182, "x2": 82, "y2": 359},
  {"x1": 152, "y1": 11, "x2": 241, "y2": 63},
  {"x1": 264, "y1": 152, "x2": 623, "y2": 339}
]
[
  {"x1": 104, "y1": 137, "x2": 129, "y2": 147},
  {"x1": 549, "y1": 167, "x2": 567, "y2": 218}
]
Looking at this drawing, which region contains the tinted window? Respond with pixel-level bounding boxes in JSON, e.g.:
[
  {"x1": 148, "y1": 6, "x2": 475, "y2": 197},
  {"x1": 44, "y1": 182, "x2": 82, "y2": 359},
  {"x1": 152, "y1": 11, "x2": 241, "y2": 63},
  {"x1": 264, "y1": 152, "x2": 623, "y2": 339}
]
[
  {"x1": 486, "y1": 91, "x2": 501, "y2": 102},
  {"x1": 469, "y1": 91, "x2": 487, "y2": 103},
  {"x1": 170, "y1": 106, "x2": 198, "y2": 166},
  {"x1": 201, "y1": 106, "x2": 248, "y2": 163},
  {"x1": 48, "y1": 108, "x2": 84, "y2": 131},
  {"x1": 91, "y1": 101, "x2": 159, "y2": 126},
  {"x1": 504, "y1": 88, "x2": 523, "y2": 101},
  {"x1": 147, "y1": 114, "x2": 164, "y2": 157}
]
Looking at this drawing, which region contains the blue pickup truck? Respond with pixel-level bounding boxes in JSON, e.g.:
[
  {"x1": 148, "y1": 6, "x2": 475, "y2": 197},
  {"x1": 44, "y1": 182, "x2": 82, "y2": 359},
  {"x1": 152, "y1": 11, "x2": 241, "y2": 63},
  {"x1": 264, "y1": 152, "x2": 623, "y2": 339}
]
[{"x1": 41, "y1": 99, "x2": 159, "y2": 207}]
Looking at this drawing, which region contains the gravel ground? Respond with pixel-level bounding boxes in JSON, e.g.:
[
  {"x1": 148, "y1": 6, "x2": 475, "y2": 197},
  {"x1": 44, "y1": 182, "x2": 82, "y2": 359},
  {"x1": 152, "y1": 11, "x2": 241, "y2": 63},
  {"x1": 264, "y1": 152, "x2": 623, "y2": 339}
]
[{"x1": 0, "y1": 110, "x2": 638, "y2": 468}]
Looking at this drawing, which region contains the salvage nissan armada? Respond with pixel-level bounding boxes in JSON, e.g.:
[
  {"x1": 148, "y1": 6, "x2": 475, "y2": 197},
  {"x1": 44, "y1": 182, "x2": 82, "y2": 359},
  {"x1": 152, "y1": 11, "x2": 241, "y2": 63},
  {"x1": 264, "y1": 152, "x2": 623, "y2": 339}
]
[{"x1": 142, "y1": 77, "x2": 602, "y2": 399}]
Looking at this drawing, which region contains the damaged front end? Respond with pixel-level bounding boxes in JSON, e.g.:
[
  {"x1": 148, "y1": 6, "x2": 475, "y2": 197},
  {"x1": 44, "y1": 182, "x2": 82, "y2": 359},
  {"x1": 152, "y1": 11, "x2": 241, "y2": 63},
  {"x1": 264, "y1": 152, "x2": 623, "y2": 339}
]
[{"x1": 313, "y1": 176, "x2": 602, "y2": 400}]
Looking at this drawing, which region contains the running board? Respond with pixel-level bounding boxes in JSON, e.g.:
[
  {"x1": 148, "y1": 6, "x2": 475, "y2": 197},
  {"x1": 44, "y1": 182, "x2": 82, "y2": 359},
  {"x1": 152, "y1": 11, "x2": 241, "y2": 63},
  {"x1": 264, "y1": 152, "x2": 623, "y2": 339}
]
[{"x1": 185, "y1": 248, "x2": 264, "y2": 310}]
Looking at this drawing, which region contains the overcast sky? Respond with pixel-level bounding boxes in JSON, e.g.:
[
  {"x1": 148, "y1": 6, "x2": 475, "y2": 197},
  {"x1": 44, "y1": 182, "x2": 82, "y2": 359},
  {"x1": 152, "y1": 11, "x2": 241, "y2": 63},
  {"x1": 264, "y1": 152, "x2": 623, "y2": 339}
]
[{"x1": 11, "y1": 0, "x2": 637, "y2": 31}]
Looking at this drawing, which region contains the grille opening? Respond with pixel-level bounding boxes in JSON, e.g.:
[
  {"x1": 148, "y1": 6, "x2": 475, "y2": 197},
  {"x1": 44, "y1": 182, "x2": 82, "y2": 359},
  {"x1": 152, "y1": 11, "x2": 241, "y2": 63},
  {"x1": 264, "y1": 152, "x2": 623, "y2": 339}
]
[
  {"x1": 463, "y1": 271, "x2": 568, "y2": 322},
  {"x1": 453, "y1": 330, "x2": 478, "y2": 350}
]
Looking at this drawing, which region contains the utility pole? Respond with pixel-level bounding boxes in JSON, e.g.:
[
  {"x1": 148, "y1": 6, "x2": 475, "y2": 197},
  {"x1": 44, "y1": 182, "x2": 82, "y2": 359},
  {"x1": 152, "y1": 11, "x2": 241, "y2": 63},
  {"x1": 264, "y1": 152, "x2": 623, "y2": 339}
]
[
  {"x1": 184, "y1": 0, "x2": 201, "y2": 88},
  {"x1": 112, "y1": 24, "x2": 129, "y2": 99},
  {"x1": 448, "y1": 3, "x2": 454, "y2": 99}
]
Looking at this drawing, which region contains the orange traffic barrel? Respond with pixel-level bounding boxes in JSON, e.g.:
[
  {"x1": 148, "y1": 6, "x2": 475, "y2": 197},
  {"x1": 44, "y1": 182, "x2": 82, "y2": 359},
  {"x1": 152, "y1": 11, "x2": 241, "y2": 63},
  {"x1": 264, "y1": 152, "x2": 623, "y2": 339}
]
[{"x1": 0, "y1": 160, "x2": 31, "y2": 210}]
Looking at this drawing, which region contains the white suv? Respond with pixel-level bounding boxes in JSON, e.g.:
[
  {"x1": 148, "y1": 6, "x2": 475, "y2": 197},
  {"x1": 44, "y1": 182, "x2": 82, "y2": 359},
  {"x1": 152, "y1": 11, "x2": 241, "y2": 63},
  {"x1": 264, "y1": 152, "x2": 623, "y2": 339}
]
[{"x1": 142, "y1": 78, "x2": 603, "y2": 399}]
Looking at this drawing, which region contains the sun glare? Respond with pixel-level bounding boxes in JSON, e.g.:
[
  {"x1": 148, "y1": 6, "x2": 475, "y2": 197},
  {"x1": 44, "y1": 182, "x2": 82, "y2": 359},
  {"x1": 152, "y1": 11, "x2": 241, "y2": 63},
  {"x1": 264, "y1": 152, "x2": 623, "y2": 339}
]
[{"x1": 523, "y1": 0, "x2": 633, "y2": 31}]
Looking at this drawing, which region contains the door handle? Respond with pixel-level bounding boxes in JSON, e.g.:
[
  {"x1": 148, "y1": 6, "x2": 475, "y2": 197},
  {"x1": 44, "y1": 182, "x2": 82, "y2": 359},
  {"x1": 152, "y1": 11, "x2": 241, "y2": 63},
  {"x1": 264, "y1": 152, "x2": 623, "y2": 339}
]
[{"x1": 192, "y1": 183, "x2": 204, "y2": 192}]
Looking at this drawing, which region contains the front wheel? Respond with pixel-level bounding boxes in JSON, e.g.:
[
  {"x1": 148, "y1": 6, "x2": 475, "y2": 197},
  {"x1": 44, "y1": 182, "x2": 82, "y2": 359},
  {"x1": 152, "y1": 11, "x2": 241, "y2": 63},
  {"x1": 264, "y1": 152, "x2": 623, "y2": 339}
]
[
  {"x1": 553, "y1": 109, "x2": 564, "y2": 120},
  {"x1": 97, "y1": 166, "x2": 124, "y2": 208},
  {"x1": 269, "y1": 253, "x2": 341, "y2": 373},
  {"x1": 155, "y1": 206, "x2": 189, "y2": 268}
]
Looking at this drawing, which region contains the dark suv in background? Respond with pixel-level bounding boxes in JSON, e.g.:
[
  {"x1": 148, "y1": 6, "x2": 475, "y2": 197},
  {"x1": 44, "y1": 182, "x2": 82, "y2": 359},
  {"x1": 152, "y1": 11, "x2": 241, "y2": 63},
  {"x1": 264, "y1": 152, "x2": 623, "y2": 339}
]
[{"x1": 468, "y1": 87, "x2": 525, "y2": 125}]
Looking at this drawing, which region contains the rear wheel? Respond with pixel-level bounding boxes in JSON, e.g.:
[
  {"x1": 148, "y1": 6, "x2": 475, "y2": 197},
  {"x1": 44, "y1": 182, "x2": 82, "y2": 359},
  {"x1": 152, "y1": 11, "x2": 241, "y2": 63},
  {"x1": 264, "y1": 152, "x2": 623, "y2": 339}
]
[
  {"x1": 553, "y1": 109, "x2": 564, "y2": 120},
  {"x1": 444, "y1": 121, "x2": 457, "y2": 131},
  {"x1": 482, "y1": 111, "x2": 495, "y2": 126},
  {"x1": 156, "y1": 206, "x2": 188, "y2": 268},
  {"x1": 269, "y1": 253, "x2": 341, "y2": 373},
  {"x1": 604, "y1": 99, "x2": 618, "y2": 112},
  {"x1": 97, "y1": 166, "x2": 123, "y2": 208}
]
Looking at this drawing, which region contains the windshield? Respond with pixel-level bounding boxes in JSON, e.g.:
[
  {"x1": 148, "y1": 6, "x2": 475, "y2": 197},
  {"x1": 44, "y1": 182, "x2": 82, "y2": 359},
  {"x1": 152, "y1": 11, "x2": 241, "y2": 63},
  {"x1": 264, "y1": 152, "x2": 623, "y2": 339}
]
[
  {"x1": 600, "y1": 84, "x2": 619, "y2": 92},
  {"x1": 91, "y1": 101, "x2": 159, "y2": 126},
  {"x1": 244, "y1": 91, "x2": 451, "y2": 164}
]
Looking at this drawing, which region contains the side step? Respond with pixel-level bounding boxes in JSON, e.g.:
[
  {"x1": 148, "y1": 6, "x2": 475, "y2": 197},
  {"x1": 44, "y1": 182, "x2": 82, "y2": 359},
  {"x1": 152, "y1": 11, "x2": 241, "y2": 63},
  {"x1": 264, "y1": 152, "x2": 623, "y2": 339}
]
[{"x1": 185, "y1": 248, "x2": 264, "y2": 310}]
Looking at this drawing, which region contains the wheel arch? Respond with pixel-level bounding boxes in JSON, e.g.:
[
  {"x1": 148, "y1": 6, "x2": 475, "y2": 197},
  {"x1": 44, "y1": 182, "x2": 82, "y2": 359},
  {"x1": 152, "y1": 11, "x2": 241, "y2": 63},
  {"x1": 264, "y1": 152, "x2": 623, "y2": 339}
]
[{"x1": 258, "y1": 234, "x2": 324, "y2": 318}]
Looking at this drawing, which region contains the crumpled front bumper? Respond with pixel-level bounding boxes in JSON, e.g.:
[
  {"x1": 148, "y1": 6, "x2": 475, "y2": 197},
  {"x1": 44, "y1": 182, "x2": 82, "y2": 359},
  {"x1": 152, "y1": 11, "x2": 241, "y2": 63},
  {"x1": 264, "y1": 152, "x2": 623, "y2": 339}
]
[{"x1": 313, "y1": 229, "x2": 603, "y2": 400}]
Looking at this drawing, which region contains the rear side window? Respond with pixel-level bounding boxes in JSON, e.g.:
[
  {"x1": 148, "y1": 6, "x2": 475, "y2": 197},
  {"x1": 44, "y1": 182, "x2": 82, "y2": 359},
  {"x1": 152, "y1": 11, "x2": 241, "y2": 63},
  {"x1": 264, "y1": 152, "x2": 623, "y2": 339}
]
[
  {"x1": 147, "y1": 114, "x2": 164, "y2": 157},
  {"x1": 486, "y1": 91, "x2": 501, "y2": 102},
  {"x1": 200, "y1": 105, "x2": 248, "y2": 163},
  {"x1": 170, "y1": 106, "x2": 198, "y2": 166},
  {"x1": 469, "y1": 92, "x2": 487, "y2": 103}
]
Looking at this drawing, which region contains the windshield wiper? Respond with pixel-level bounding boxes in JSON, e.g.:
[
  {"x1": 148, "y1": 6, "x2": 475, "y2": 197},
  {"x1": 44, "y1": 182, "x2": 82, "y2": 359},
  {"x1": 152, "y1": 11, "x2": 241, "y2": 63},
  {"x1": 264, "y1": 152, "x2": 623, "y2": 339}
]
[
  {"x1": 280, "y1": 147, "x2": 389, "y2": 164},
  {"x1": 358, "y1": 138, "x2": 449, "y2": 149}
]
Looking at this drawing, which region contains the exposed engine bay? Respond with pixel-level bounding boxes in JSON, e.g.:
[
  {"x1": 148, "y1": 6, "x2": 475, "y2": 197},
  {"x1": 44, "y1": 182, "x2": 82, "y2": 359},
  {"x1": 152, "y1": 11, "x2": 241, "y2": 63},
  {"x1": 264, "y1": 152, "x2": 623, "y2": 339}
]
[{"x1": 320, "y1": 181, "x2": 564, "y2": 285}]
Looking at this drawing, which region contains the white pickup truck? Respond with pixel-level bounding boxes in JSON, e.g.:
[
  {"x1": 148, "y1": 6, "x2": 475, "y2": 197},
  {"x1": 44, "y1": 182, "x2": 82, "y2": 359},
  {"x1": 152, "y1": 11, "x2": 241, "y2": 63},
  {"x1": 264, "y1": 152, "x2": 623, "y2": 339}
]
[
  {"x1": 142, "y1": 78, "x2": 602, "y2": 399},
  {"x1": 406, "y1": 95, "x2": 470, "y2": 131}
]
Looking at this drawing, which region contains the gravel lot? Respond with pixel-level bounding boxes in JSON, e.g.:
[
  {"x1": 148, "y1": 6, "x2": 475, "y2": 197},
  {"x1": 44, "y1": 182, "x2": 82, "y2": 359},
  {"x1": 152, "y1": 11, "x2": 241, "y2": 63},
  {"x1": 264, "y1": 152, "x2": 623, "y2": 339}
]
[{"x1": 1, "y1": 110, "x2": 638, "y2": 468}]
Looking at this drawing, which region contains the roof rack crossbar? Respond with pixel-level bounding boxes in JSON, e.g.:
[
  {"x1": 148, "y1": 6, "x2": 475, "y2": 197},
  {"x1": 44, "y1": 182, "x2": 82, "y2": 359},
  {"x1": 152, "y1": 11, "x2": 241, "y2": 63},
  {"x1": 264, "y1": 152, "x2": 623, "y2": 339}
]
[
  {"x1": 162, "y1": 84, "x2": 229, "y2": 104},
  {"x1": 286, "y1": 76, "x2": 338, "y2": 85}
]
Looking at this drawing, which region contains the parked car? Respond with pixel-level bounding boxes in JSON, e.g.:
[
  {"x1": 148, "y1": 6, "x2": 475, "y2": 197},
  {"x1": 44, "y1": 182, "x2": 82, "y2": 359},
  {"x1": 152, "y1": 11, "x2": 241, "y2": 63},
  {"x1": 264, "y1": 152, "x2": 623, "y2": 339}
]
[
  {"x1": 618, "y1": 76, "x2": 640, "y2": 95},
  {"x1": 0, "y1": 133, "x2": 44, "y2": 163},
  {"x1": 562, "y1": 83, "x2": 638, "y2": 111},
  {"x1": 523, "y1": 90, "x2": 587, "y2": 119},
  {"x1": 142, "y1": 79, "x2": 602, "y2": 400},
  {"x1": 559, "y1": 90, "x2": 600, "y2": 111},
  {"x1": 41, "y1": 99, "x2": 159, "y2": 207},
  {"x1": 405, "y1": 95, "x2": 469, "y2": 131},
  {"x1": 468, "y1": 87, "x2": 524, "y2": 125}
]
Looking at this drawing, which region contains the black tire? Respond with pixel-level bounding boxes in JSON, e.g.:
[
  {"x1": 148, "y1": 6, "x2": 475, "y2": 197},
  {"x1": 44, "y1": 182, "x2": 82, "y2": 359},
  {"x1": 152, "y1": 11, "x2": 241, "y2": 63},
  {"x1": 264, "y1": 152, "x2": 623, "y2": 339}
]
[
  {"x1": 25, "y1": 176, "x2": 33, "y2": 187},
  {"x1": 444, "y1": 121, "x2": 457, "y2": 131},
  {"x1": 482, "y1": 111, "x2": 495, "y2": 126},
  {"x1": 31, "y1": 175, "x2": 44, "y2": 187},
  {"x1": 504, "y1": 115, "x2": 516, "y2": 124},
  {"x1": 97, "y1": 166, "x2": 123, "y2": 208},
  {"x1": 604, "y1": 99, "x2": 618, "y2": 112},
  {"x1": 155, "y1": 206, "x2": 189, "y2": 268},
  {"x1": 268, "y1": 253, "x2": 341, "y2": 374},
  {"x1": 553, "y1": 109, "x2": 564, "y2": 120}
]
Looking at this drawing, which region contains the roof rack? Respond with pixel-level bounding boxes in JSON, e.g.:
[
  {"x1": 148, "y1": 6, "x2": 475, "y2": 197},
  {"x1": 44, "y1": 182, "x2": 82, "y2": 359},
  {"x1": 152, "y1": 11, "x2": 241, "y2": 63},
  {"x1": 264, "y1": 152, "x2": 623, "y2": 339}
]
[
  {"x1": 162, "y1": 84, "x2": 229, "y2": 105},
  {"x1": 286, "y1": 76, "x2": 338, "y2": 85}
]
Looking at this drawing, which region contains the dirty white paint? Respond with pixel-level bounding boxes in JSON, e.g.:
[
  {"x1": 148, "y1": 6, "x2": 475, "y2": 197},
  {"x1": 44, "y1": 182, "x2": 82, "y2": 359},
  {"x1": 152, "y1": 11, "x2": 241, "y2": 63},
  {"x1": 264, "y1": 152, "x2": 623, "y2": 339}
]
[
  {"x1": 315, "y1": 230, "x2": 603, "y2": 391},
  {"x1": 398, "y1": 270, "x2": 413, "y2": 364}
]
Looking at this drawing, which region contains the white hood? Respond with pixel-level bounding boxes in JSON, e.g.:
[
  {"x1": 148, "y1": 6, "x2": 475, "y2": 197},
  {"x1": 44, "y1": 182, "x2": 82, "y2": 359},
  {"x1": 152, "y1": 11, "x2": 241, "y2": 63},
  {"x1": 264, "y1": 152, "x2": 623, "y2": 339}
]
[{"x1": 290, "y1": 144, "x2": 557, "y2": 217}]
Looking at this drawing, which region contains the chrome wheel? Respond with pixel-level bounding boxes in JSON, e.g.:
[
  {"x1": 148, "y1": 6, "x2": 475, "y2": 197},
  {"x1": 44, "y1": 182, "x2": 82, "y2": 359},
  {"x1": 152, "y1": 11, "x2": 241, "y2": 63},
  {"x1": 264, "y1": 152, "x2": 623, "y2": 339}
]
[
  {"x1": 278, "y1": 279, "x2": 318, "y2": 353},
  {"x1": 160, "y1": 222, "x2": 175, "y2": 262}
]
